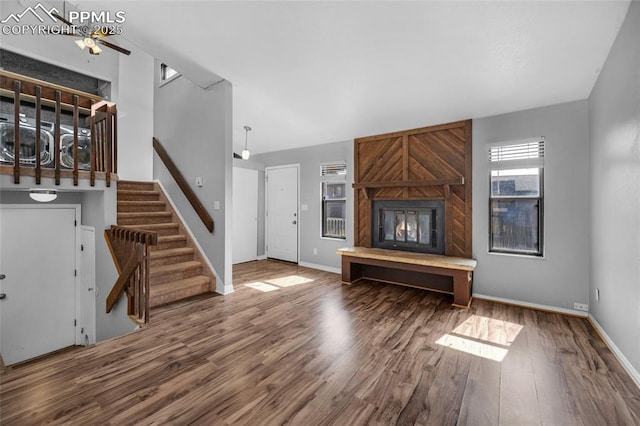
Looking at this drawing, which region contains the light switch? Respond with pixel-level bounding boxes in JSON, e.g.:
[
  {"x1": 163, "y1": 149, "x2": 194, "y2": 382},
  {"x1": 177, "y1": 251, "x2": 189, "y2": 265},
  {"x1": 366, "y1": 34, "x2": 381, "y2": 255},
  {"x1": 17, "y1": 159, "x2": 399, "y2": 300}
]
[
  {"x1": 213, "y1": 201, "x2": 220, "y2": 210},
  {"x1": 196, "y1": 176, "x2": 204, "y2": 187}
]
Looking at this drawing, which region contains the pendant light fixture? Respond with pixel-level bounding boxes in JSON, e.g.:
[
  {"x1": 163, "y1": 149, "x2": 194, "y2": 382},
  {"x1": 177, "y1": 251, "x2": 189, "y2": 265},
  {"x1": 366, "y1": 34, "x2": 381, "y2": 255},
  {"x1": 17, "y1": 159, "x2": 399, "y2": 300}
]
[{"x1": 242, "y1": 125, "x2": 251, "y2": 160}]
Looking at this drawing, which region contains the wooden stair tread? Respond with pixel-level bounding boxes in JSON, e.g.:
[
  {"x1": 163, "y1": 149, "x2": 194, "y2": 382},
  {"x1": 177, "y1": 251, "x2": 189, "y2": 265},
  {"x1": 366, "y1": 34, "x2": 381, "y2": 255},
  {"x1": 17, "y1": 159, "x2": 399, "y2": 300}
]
[
  {"x1": 118, "y1": 212, "x2": 172, "y2": 218},
  {"x1": 118, "y1": 190, "x2": 160, "y2": 195},
  {"x1": 150, "y1": 247, "x2": 194, "y2": 259},
  {"x1": 150, "y1": 261, "x2": 202, "y2": 276},
  {"x1": 157, "y1": 234, "x2": 186, "y2": 242},
  {"x1": 149, "y1": 275, "x2": 211, "y2": 307},
  {"x1": 121, "y1": 223, "x2": 178, "y2": 230},
  {"x1": 118, "y1": 201, "x2": 166, "y2": 206}
]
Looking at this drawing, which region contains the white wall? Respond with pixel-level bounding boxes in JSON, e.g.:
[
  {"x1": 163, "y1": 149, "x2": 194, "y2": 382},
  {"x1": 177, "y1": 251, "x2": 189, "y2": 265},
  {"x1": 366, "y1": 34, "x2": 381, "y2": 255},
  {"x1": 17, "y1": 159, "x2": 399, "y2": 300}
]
[
  {"x1": 472, "y1": 100, "x2": 591, "y2": 312},
  {"x1": 588, "y1": 0, "x2": 640, "y2": 376},
  {"x1": 253, "y1": 140, "x2": 354, "y2": 272},
  {"x1": 115, "y1": 50, "x2": 155, "y2": 181},
  {"x1": 153, "y1": 70, "x2": 233, "y2": 292}
]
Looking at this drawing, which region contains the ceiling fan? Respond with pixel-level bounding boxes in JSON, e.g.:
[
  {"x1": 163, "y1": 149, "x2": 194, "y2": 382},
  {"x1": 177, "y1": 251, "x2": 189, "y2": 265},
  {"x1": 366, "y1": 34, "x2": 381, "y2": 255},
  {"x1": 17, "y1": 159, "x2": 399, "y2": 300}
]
[{"x1": 51, "y1": 12, "x2": 131, "y2": 56}]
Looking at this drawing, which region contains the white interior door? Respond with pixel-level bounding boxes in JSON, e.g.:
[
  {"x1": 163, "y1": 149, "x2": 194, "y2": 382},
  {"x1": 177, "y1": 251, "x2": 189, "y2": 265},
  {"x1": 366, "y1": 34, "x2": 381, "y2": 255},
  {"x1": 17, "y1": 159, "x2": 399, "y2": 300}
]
[
  {"x1": 0, "y1": 207, "x2": 77, "y2": 366},
  {"x1": 233, "y1": 167, "x2": 259, "y2": 264},
  {"x1": 266, "y1": 165, "x2": 298, "y2": 263},
  {"x1": 81, "y1": 226, "x2": 96, "y2": 346}
]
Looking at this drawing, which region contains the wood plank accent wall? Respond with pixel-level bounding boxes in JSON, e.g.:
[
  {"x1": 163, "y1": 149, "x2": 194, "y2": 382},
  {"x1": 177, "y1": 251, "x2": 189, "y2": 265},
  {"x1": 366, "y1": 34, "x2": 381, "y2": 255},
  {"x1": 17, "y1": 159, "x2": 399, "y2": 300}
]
[{"x1": 354, "y1": 119, "x2": 473, "y2": 258}]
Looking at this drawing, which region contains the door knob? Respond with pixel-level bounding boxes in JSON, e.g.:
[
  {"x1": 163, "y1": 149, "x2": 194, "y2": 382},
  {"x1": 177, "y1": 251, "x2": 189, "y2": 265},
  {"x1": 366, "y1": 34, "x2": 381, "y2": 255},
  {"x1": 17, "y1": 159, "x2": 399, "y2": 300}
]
[
  {"x1": 0, "y1": 274, "x2": 5, "y2": 280},
  {"x1": 0, "y1": 294, "x2": 6, "y2": 300},
  {"x1": 292, "y1": 220, "x2": 297, "y2": 225}
]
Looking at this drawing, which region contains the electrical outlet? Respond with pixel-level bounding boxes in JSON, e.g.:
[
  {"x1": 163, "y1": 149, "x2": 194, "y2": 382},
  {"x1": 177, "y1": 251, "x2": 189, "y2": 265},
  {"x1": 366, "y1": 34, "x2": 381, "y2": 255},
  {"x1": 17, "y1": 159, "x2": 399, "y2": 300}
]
[
  {"x1": 595, "y1": 288, "x2": 600, "y2": 302},
  {"x1": 573, "y1": 303, "x2": 589, "y2": 312},
  {"x1": 195, "y1": 176, "x2": 204, "y2": 187}
]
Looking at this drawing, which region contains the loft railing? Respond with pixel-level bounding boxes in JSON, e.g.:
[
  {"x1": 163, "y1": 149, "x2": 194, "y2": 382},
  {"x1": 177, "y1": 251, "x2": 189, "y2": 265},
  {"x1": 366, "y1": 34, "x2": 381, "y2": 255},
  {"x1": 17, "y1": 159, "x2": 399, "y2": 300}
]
[
  {"x1": 0, "y1": 70, "x2": 117, "y2": 186},
  {"x1": 153, "y1": 137, "x2": 214, "y2": 232},
  {"x1": 105, "y1": 226, "x2": 158, "y2": 324}
]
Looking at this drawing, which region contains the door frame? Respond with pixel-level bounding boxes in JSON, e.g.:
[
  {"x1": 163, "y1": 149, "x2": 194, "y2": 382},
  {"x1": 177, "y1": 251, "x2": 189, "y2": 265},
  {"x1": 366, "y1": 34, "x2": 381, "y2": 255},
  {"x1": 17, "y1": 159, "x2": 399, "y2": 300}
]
[
  {"x1": 265, "y1": 164, "x2": 300, "y2": 264},
  {"x1": 0, "y1": 204, "x2": 82, "y2": 347},
  {"x1": 81, "y1": 225, "x2": 96, "y2": 346}
]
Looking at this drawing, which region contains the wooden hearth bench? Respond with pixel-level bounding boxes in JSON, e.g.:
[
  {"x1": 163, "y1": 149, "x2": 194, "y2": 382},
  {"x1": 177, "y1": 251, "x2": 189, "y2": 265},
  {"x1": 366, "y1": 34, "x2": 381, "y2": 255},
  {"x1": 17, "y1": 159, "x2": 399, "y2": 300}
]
[{"x1": 337, "y1": 247, "x2": 477, "y2": 308}]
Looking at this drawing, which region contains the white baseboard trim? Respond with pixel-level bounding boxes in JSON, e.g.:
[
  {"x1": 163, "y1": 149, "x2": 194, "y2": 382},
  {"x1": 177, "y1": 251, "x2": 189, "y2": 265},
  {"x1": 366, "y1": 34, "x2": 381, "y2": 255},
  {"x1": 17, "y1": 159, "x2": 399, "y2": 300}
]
[
  {"x1": 473, "y1": 293, "x2": 588, "y2": 318},
  {"x1": 588, "y1": 314, "x2": 640, "y2": 390},
  {"x1": 298, "y1": 261, "x2": 341, "y2": 275},
  {"x1": 155, "y1": 180, "x2": 227, "y2": 294},
  {"x1": 257, "y1": 254, "x2": 267, "y2": 260},
  {"x1": 219, "y1": 284, "x2": 235, "y2": 295}
]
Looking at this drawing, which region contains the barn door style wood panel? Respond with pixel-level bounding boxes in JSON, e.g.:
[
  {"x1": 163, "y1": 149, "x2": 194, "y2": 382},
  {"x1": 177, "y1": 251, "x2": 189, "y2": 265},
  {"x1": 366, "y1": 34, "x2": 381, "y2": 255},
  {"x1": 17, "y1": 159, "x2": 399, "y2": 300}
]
[{"x1": 354, "y1": 120, "x2": 472, "y2": 257}]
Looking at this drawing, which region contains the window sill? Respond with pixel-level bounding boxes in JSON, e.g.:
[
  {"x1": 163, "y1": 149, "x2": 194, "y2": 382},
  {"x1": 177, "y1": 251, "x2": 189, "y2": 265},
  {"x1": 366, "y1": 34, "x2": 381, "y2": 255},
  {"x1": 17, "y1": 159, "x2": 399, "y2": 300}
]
[
  {"x1": 321, "y1": 236, "x2": 346, "y2": 242},
  {"x1": 159, "y1": 73, "x2": 181, "y2": 88},
  {"x1": 488, "y1": 250, "x2": 545, "y2": 260}
]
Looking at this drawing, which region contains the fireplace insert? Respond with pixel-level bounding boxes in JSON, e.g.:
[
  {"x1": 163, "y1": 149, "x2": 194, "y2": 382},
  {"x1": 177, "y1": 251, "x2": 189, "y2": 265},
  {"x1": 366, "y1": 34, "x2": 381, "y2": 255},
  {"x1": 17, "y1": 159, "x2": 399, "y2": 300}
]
[{"x1": 372, "y1": 200, "x2": 445, "y2": 254}]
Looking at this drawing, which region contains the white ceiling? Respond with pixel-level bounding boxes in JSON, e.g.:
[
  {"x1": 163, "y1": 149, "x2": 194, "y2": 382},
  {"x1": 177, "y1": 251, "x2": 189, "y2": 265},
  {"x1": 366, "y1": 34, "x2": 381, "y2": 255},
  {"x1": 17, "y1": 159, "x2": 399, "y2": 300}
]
[{"x1": 79, "y1": 1, "x2": 630, "y2": 155}]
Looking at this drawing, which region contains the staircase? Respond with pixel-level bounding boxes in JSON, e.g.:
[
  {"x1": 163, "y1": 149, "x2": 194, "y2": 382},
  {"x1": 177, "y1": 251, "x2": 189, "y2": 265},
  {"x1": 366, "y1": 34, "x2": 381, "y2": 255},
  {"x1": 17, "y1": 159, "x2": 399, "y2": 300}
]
[{"x1": 117, "y1": 180, "x2": 214, "y2": 307}]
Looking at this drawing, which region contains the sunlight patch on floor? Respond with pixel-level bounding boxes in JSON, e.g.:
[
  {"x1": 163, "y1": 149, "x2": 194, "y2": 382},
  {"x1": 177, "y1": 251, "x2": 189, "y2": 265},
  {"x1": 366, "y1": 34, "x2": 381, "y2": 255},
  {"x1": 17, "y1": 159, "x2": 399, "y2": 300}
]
[
  {"x1": 245, "y1": 275, "x2": 315, "y2": 292},
  {"x1": 436, "y1": 315, "x2": 524, "y2": 362},
  {"x1": 245, "y1": 282, "x2": 280, "y2": 292},
  {"x1": 266, "y1": 275, "x2": 314, "y2": 287}
]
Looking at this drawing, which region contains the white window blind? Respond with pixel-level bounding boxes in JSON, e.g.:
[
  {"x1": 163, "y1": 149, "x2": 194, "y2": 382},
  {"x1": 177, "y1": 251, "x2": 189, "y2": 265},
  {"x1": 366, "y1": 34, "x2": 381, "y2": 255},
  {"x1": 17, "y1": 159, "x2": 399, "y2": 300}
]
[
  {"x1": 488, "y1": 138, "x2": 545, "y2": 170},
  {"x1": 321, "y1": 162, "x2": 347, "y2": 177}
]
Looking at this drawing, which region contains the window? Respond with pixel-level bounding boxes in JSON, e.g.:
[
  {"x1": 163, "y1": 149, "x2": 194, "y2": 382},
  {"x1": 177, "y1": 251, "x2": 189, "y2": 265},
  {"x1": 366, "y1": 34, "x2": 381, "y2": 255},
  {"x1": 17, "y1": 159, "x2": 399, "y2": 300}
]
[
  {"x1": 160, "y1": 63, "x2": 180, "y2": 84},
  {"x1": 488, "y1": 138, "x2": 544, "y2": 256},
  {"x1": 321, "y1": 162, "x2": 347, "y2": 239}
]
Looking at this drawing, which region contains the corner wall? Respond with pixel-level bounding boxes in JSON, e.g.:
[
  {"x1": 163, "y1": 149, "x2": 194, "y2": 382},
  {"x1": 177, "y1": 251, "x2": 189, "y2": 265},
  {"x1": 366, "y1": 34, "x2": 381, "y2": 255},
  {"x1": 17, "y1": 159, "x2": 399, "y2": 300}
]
[
  {"x1": 588, "y1": 0, "x2": 640, "y2": 377},
  {"x1": 153, "y1": 68, "x2": 233, "y2": 292},
  {"x1": 253, "y1": 140, "x2": 354, "y2": 271},
  {"x1": 472, "y1": 100, "x2": 591, "y2": 312}
]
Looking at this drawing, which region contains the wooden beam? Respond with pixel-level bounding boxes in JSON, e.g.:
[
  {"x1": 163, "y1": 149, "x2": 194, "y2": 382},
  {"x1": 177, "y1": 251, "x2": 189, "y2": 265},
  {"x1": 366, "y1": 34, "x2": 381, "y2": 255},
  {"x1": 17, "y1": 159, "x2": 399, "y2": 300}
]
[
  {"x1": 54, "y1": 90, "x2": 61, "y2": 185},
  {"x1": 0, "y1": 89, "x2": 92, "y2": 116},
  {"x1": 35, "y1": 86, "x2": 42, "y2": 185},
  {"x1": 13, "y1": 80, "x2": 21, "y2": 184},
  {"x1": 353, "y1": 178, "x2": 464, "y2": 189},
  {"x1": 73, "y1": 95, "x2": 79, "y2": 186}
]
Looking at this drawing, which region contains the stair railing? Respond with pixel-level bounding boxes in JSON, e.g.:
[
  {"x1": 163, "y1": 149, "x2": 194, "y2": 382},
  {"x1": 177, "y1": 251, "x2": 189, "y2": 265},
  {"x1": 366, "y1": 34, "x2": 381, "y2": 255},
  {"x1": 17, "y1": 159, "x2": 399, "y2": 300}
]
[
  {"x1": 105, "y1": 226, "x2": 158, "y2": 324},
  {"x1": 0, "y1": 70, "x2": 117, "y2": 186},
  {"x1": 152, "y1": 137, "x2": 214, "y2": 232}
]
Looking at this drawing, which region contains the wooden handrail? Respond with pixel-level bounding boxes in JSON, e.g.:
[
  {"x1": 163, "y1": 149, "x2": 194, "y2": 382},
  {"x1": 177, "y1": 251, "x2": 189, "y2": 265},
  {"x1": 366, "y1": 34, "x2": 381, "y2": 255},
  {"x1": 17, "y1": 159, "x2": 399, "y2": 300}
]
[
  {"x1": 106, "y1": 255, "x2": 138, "y2": 314},
  {"x1": 153, "y1": 137, "x2": 214, "y2": 233},
  {"x1": 105, "y1": 226, "x2": 158, "y2": 324}
]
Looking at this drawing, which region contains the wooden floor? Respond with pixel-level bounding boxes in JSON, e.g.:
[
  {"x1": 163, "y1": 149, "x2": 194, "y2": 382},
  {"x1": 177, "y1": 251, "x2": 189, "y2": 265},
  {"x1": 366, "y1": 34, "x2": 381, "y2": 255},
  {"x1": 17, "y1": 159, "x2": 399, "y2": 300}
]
[{"x1": 1, "y1": 260, "x2": 640, "y2": 425}]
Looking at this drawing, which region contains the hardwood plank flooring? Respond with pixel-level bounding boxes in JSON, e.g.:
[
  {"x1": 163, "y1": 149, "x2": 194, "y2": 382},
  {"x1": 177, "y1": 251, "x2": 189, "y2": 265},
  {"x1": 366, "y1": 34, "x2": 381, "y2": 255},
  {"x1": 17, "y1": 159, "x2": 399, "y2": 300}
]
[{"x1": 1, "y1": 259, "x2": 640, "y2": 425}]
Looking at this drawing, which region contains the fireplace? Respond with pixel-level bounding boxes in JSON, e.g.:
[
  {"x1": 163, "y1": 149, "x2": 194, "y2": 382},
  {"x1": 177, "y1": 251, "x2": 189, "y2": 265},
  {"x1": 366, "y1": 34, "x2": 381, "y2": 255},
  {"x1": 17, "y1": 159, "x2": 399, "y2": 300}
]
[{"x1": 372, "y1": 200, "x2": 445, "y2": 254}]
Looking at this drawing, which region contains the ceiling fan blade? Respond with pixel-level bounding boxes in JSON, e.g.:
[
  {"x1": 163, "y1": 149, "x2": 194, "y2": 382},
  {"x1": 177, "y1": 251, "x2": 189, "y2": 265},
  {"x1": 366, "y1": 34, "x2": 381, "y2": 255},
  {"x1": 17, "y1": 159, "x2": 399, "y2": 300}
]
[
  {"x1": 51, "y1": 12, "x2": 74, "y2": 27},
  {"x1": 98, "y1": 39, "x2": 131, "y2": 56}
]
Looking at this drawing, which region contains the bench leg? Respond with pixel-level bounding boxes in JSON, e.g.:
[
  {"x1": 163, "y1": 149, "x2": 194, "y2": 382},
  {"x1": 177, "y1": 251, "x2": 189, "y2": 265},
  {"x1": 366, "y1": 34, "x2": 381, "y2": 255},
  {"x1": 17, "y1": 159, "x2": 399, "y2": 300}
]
[
  {"x1": 341, "y1": 256, "x2": 363, "y2": 285},
  {"x1": 452, "y1": 271, "x2": 472, "y2": 308}
]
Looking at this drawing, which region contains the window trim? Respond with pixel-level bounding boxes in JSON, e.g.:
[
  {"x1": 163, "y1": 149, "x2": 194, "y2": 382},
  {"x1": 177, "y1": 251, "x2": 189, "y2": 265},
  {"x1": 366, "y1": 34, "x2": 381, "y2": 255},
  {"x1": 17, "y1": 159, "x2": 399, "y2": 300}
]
[
  {"x1": 159, "y1": 63, "x2": 180, "y2": 87},
  {"x1": 488, "y1": 138, "x2": 545, "y2": 257},
  {"x1": 320, "y1": 181, "x2": 347, "y2": 240}
]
